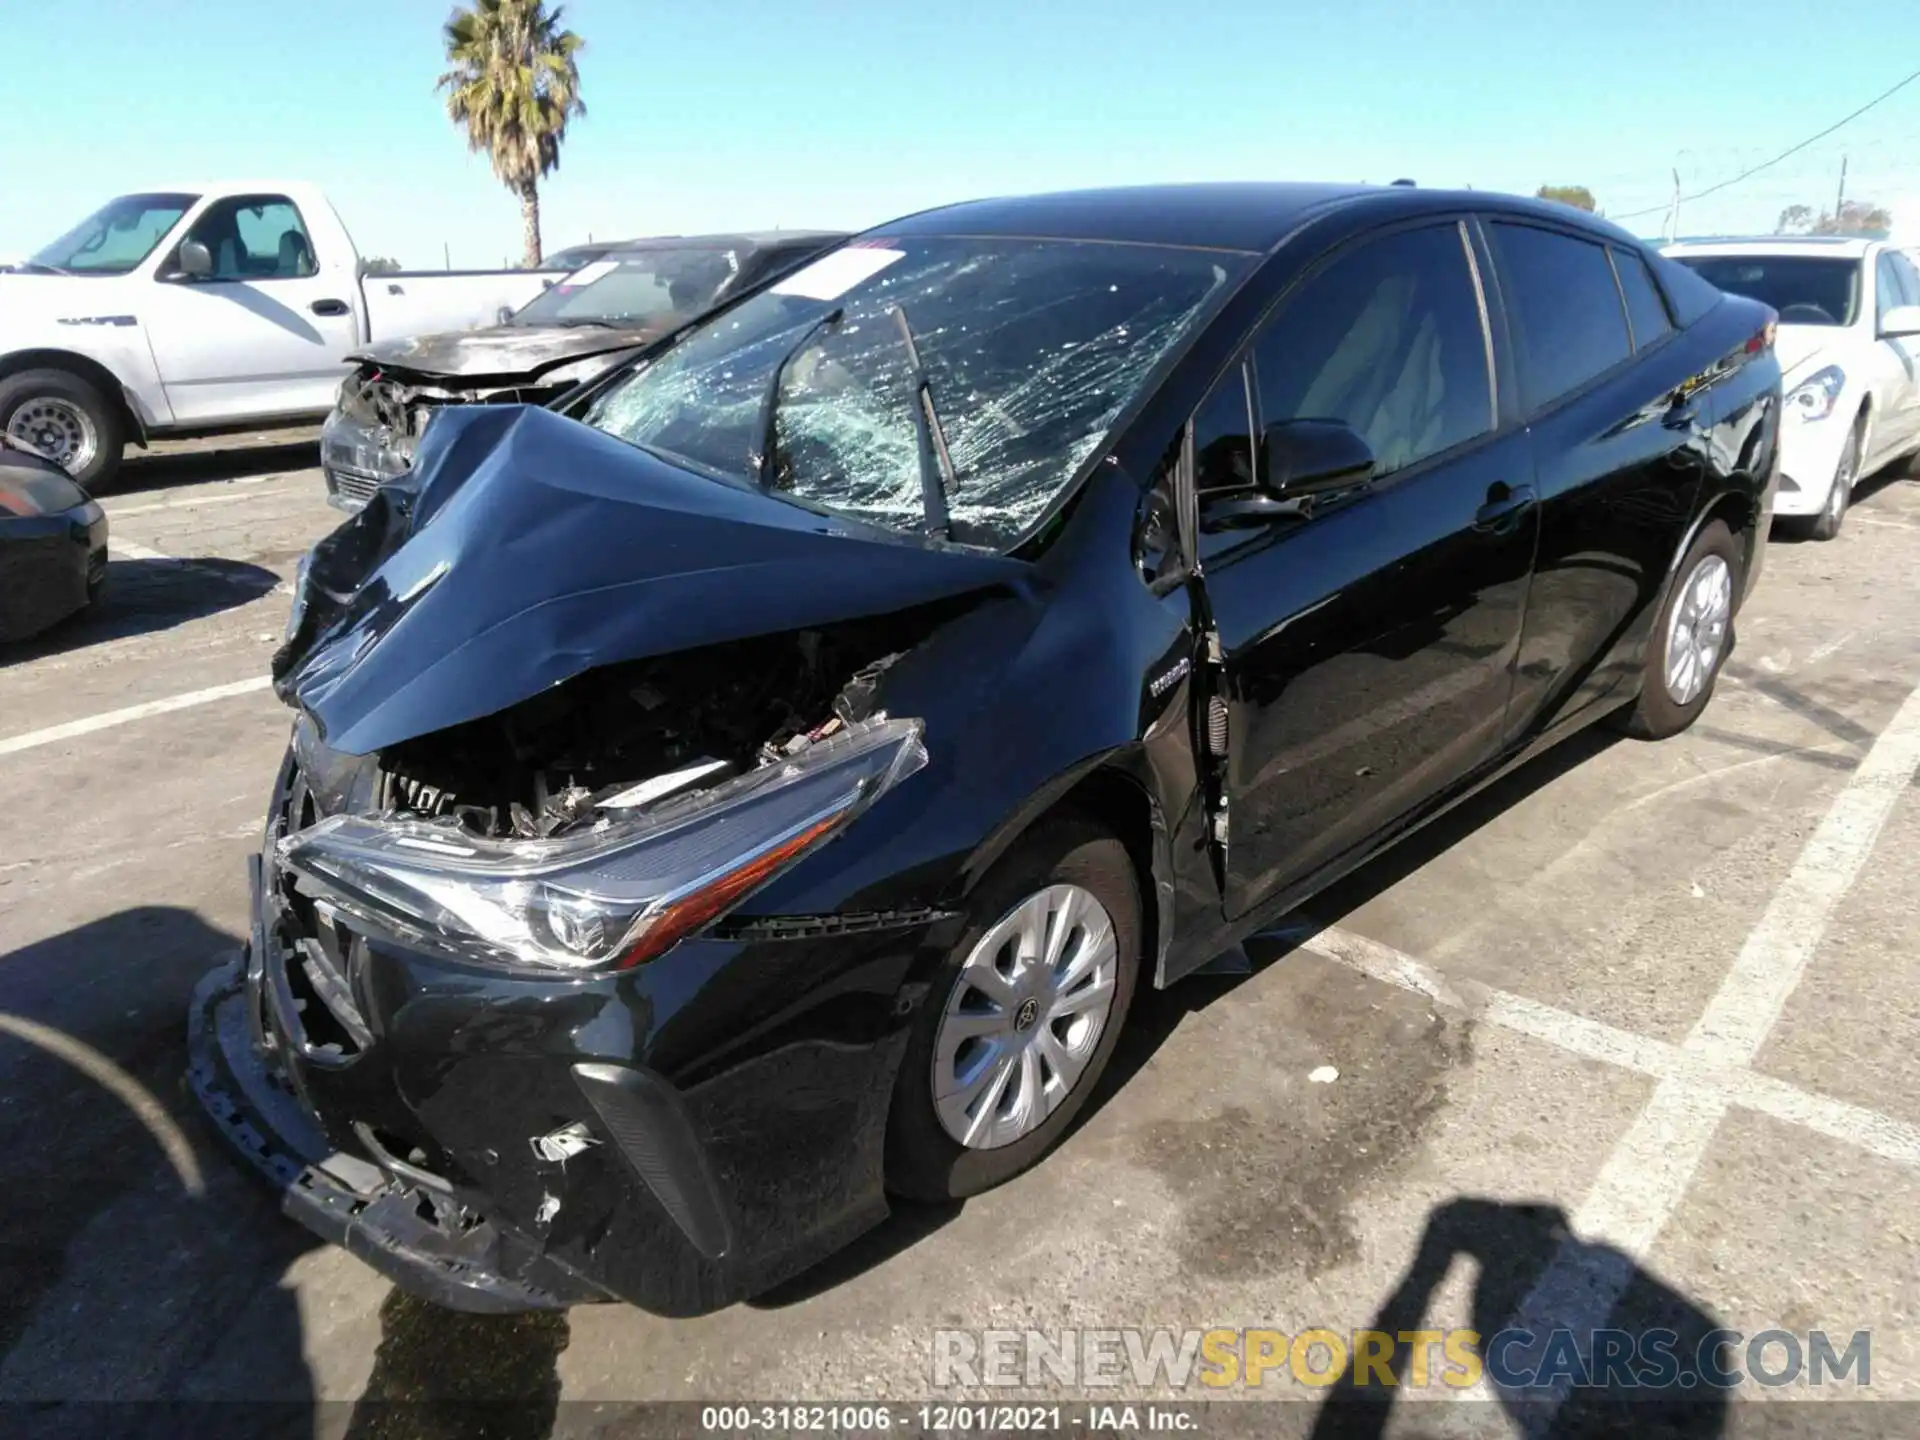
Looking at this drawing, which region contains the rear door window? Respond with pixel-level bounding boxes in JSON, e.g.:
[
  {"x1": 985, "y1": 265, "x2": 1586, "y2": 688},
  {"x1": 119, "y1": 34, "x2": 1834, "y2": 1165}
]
[
  {"x1": 1612, "y1": 247, "x2": 1673, "y2": 351},
  {"x1": 1490, "y1": 222, "x2": 1633, "y2": 411}
]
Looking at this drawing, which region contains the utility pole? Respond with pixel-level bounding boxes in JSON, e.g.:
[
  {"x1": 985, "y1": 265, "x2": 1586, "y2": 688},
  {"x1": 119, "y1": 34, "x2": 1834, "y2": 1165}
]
[
  {"x1": 1665, "y1": 167, "x2": 1682, "y2": 243},
  {"x1": 1834, "y1": 155, "x2": 1849, "y2": 226},
  {"x1": 444, "y1": 241, "x2": 452, "y2": 271}
]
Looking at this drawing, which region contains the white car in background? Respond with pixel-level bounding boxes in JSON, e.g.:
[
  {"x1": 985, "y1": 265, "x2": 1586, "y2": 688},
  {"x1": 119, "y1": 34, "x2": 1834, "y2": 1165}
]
[{"x1": 1663, "y1": 236, "x2": 1920, "y2": 539}]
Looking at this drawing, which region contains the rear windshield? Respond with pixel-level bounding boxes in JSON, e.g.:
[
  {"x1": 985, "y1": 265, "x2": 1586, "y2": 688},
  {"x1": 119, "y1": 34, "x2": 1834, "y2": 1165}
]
[
  {"x1": 1671, "y1": 255, "x2": 1860, "y2": 327},
  {"x1": 514, "y1": 247, "x2": 746, "y2": 328},
  {"x1": 584, "y1": 236, "x2": 1251, "y2": 550}
]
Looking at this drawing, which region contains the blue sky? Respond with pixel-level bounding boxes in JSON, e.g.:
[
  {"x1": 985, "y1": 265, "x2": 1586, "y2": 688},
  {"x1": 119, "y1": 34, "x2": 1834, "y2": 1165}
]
[{"x1": 4, "y1": 0, "x2": 1918, "y2": 266}]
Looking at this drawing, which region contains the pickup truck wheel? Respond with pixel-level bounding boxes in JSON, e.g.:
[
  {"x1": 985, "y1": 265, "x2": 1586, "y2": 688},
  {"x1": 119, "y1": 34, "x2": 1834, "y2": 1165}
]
[
  {"x1": 885, "y1": 818, "x2": 1141, "y2": 1202},
  {"x1": 0, "y1": 369, "x2": 123, "y2": 490},
  {"x1": 1610, "y1": 519, "x2": 1739, "y2": 741}
]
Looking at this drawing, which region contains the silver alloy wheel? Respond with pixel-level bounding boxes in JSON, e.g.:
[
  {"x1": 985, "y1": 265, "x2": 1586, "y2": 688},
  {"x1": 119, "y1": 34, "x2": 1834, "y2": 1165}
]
[
  {"x1": 6, "y1": 397, "x2": 98, "y2": 474},
  {"x1": 1663, "y1": 553, "x2": 1732, "y2": 707},
  {"x1": 931, "y1": 882, "x2": 1119, "y2": 1150}
]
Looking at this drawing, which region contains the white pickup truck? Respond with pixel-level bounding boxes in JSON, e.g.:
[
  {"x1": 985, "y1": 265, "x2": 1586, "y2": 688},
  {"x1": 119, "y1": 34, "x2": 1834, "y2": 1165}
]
[{"x1": 0, "y1": 181, "x2": 557, "y2": 488}]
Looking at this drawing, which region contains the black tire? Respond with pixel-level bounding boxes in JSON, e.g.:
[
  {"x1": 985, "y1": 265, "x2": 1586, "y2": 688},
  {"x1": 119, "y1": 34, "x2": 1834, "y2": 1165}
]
[
  {"x1": 1801, "y1": 411, "x2": 1864, "y2": 542},
  {"x1": 885, "y1": 817, "x2": 1142, "y2": 1202},
  {"x1": 0, "y1": 368, "x2": 124, "y2": 491},
  {"x1": 1611, "y1": 518, "x2": 1740, "y2": 741}
]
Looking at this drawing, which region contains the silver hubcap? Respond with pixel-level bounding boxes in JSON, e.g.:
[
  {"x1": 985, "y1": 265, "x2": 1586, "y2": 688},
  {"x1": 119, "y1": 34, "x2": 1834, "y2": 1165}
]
[
  {"x1": 932, "y1": 883, "x2": 1118, "y2": 1150},
  {"x1": 6, "y1": 397, "x2": 97, "y2": 473},
  {"x1": 1664, "y1": 553, "x2": 1732, "y2": 706}
]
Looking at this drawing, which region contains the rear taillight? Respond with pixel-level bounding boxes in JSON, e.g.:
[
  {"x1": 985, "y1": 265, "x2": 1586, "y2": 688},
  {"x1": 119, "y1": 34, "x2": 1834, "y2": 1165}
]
[{"x1": 1747, "y1": 313, "x2": 1778, "y2": 354}]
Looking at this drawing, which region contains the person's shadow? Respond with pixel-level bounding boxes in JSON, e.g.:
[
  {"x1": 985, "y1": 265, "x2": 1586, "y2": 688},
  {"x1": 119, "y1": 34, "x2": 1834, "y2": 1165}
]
[{"x1": 1311, "y1": 1197, "x2": 1728, "y2": 1440}]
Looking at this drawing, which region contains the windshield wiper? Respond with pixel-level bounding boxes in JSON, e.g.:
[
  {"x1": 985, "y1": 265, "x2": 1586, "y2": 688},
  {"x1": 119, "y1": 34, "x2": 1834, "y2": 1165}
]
[
  {"x1": 751, "y1": 306, "x2": 843, "y2": 490},
  {"x1": 890, "y1": 305, "x2": 956, "y2": 541},
  {"x1": 13, "y1": 261, "x2": 77, "y2": 276}
]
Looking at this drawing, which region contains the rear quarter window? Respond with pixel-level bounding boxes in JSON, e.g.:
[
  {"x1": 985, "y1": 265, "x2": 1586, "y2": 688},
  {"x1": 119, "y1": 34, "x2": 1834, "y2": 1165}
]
[
  {"x1": 1650, "y1": 252, "x2": 1723, "y2": 327},
  {"x1": 1612, "y1": 247, "x2": 1674, "y2": 350}
]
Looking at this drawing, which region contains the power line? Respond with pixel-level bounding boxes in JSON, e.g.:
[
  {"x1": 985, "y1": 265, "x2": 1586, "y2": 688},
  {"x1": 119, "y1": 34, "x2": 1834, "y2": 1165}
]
[{"x1": 1612, "y1": 65, "x2": 1920, "y2": 222}]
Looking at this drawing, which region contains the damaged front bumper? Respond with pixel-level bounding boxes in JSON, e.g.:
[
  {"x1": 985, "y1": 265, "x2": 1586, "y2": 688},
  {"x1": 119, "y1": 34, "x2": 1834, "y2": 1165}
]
[
  {"x1": 189, "y1": 757, "x2": 938, "y2": 1315},
  {"x1": 319, "y1": 406, "x2": 414, "y2": 515}
]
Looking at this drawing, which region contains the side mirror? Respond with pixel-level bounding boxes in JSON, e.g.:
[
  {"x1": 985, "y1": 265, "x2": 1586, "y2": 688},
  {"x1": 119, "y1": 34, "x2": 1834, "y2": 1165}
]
[
  {"x1": 495, "y1": 306, "x2": 514, "y2": 325},
  {"x1": 1878, "y1": 303, "x2": 1920, "y2": 339},
  {"x1": 174, "y1": 240, "x2": 213, "y2": 280},
  {"x1": 1263, "y1": 418, "x2": 1376, "y2": 497}
]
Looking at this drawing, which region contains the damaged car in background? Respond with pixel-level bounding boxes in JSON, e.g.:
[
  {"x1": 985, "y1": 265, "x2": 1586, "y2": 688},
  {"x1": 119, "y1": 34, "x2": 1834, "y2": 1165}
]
[
  {"x1": 319, "y1": 230, "x2": 846, "y2": 511},
  {"x1": 192, "y1": 182, "x2": 1780, "y2": 1317}
]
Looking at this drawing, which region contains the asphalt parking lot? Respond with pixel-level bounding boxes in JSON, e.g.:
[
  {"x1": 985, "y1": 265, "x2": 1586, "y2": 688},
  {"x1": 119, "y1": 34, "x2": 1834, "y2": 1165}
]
[{"x1": 2, "y1": 432, "x2": 1919, "y2": 1437}]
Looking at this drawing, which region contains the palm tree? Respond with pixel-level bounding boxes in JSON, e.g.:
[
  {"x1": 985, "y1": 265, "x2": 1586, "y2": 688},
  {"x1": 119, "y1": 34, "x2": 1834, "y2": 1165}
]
[{"x1": 437, "y1": 0, "x2": 586, "y2": 268}]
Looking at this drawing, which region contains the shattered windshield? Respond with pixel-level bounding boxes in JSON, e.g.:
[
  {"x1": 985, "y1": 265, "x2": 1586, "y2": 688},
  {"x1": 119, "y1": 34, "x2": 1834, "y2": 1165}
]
[
  {"x1": 514, "y1": 247, "x2": 743, "y2": 328},
  {"x1": 27, "y1": 192, "x2": 197, "y2": 275},
  {"x1": 584, "y1": 236, "x2": 1250, "y2": 549}
]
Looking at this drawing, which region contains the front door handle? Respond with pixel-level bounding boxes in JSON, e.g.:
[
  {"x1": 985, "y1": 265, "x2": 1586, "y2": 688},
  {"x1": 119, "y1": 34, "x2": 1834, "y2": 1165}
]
[
  {"x1": 310, "y1": 298, "x2": 350, "y2": 317},
  {"x1": 1474, "y1": 482, "x2": 1536, "y2": 532}
]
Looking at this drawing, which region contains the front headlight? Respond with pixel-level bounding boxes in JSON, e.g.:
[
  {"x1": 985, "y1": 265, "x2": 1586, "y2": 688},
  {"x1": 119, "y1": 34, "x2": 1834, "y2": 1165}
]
[
  {"x1": 1787, "y1": 364, "x2": 1845, "y2": 421},
  {"x1": 277, "y1": 717, "x2": 928, "y2": 973}
]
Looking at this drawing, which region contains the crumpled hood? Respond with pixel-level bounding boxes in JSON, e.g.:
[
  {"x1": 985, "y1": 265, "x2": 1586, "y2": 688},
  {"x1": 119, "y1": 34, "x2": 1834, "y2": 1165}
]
[
  {"x1": 346, "y1": 323, "x2": 659, "y2": 384},
  {"x1": 275, "y1": 405, "x2": 1027, "y2": 756},
  {"x1": 1773, "y1": 325, "x2": 1835, "y2": 384}
]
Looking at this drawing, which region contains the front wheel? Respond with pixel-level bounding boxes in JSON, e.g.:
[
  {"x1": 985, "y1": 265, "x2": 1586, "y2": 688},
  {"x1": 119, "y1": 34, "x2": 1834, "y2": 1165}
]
[
  {"x1": 1611, "y1": 519, "x2": 1739, "y2": 741},
  {"x1": 0, "y1": 368, "x2": 124, "y2": 491},
  {"x1": 885, "y1": 818, "x2": 1141, "y2": 1201}
]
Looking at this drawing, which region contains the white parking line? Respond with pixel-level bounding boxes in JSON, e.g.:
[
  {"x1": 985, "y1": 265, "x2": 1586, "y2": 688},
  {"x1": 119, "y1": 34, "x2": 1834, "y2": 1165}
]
[
  {"x1": 1475, "y1": 676, "x2": 1920, "y2": 1425},
  {"x1": 107, "y1": 487, "x2": 298, "y2": 519},
  {"x1": 0, "y1": 676, "x2": 274, "y2": 757},
  {"x1": 112, "y1": 541, "x2": 172, "y2": 563},
  {"x1": 1301, "y1": 926, "x2": 1920, "y2": 1170}
]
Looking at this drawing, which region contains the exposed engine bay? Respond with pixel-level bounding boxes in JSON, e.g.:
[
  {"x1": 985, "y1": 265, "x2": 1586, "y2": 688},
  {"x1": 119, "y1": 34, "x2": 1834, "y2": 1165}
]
[
  {"x1": 364, "y1": 613, "x2": 933, "y2": 842},
  {"x1": 336, "y1": 362, "x2": 580, "y2": 457}
]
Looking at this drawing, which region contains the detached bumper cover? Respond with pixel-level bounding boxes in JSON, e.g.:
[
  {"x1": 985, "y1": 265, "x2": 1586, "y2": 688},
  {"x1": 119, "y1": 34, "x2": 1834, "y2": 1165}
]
[{"x1": 188, "y1": 950, "x2": 608, "y2": 1313}]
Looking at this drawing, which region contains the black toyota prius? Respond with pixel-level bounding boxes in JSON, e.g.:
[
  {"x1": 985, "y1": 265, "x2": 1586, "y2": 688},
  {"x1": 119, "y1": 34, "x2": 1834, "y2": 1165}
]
[{"x1": 193, "y1": 182, "x2": 1780, "y2": 1316}]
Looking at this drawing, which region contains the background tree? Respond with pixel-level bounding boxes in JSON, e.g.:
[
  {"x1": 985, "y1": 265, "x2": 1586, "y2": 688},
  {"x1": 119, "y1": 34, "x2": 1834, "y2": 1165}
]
[
  {"x1": 1535, "y1": 184, "x2": 1597, "y2": 212},
  {"x1": 1777, "y1": 199, "x2": 1892, "y2": 237},
  {"x1": 358, "y1": 256, "x2": 403, "y2": 275},
  {"x1": 438, "y1": 0, "x2": 586, "y2": 268}
]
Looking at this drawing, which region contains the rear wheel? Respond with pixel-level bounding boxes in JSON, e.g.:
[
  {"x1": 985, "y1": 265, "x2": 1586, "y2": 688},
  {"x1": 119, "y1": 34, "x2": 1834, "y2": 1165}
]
[
  {"x1": 885, "y1": 818, "x2": 1141, "y2": 1201},
  {"x1": 1801, "y1": 411, "x2": 1863, "y2": 542},
  {"x1": 1611, "y1": 519, "x2": 1739, "y2": 741},
  {"x1": 0, "y1": 368, "x2": 123, "y2": 491}
]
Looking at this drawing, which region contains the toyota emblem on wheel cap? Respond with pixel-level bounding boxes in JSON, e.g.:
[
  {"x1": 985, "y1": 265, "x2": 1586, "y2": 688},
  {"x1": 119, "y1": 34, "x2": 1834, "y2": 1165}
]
[{"x1": 1014, "y1": 997, "x2": 1040, "y2": 1032}]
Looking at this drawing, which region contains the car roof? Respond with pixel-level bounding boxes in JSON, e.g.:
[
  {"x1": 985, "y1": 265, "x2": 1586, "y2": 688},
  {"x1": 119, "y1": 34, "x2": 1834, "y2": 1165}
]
[
  {"x1": 590, "y1": 230, "x2": 848, "y2": 255},
  {"x1": 1665, "y1": 235, "x2": 1877, "y2": 260},
  {"x1": 872, "y1": 182, "x2": 1646, "y2": 254}
]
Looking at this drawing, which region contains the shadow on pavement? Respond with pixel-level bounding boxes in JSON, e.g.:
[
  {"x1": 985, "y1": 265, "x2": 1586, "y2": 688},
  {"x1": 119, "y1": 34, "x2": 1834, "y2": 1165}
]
[
  {"x1": 341, "y1": 1289, "x2": 570, "y2": 1440},
  {"x1": 109, "y1": 436, "x2": 320, "y2": 498},
  {"x1": 1, "y1": 556, "x2": 281, "y2": 662},
  {"x1": 0, "y1": 908, "x2": 316, "y2": 1428},
  {"x1": 1311, "y1": 1196, "x2": 1727, "y2": 1438}
]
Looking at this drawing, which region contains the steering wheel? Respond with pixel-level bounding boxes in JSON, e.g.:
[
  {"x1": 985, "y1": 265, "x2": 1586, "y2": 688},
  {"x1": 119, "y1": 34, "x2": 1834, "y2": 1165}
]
[{"x1": 1778, "y1": 303, "x2": 1833, "y2": 325}]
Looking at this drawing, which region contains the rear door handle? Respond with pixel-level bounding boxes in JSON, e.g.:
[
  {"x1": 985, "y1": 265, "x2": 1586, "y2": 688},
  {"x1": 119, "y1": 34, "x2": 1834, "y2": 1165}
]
[
  {"x1": 310, "y1": 298, "x2": 349, "y2": 317},
  {"x1": 1474, "y1": 483, "x2": 1536, "y2": 531}
]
